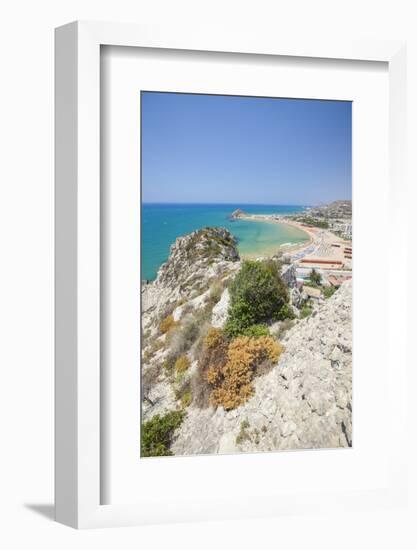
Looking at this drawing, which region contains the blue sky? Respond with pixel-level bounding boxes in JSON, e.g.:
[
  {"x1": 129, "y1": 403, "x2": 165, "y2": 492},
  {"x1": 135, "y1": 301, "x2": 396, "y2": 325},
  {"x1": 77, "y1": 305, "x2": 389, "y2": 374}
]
[{"x1": 141, "y1": 92, "x2": 351, "y2": 205}]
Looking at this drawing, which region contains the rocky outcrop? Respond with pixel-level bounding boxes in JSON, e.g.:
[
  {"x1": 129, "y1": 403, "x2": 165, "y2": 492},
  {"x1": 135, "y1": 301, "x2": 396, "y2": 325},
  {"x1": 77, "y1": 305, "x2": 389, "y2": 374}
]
[
  {"x1": 141, "y1": 225, "x2": 352, "y2": 457},
  {"x1": 280, "y1": 263, "x2": 297, "y2": 288},
  {"x1": 171, "y1": 280, "x2": 352, "y2": 455},
  {"x1": 156, "y1": 227, "x2": 239, "y2": 292},
  {"x1": 230, "y1": 208, "x2": 247, "y2": 219},
  {"x1": 141, "y1": 227, "x2": 240, "y2": 331}
]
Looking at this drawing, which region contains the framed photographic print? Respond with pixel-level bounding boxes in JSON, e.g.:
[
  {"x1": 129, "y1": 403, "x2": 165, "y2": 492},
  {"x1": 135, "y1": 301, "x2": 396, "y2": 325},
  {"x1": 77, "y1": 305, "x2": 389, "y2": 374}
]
[
  {"x1": 55, "y1": 22, "x2": 408, "y2": 528},
  {"x1": 139, "y1": 91, "x2": 353, "y2": 458}
]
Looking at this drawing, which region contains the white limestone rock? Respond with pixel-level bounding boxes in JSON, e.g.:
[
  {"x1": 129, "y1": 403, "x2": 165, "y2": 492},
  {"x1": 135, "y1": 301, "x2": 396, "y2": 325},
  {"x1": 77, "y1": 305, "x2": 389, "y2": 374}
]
[
  {"x1": 211, "y1": 288, "x2": 230, "y2": 328},
  {"x1": 280, "y1": 263, "x2": 297, "y2": 288},
  {"x1": 171, "y1": 281, "x2": 352, "y2": 455}
]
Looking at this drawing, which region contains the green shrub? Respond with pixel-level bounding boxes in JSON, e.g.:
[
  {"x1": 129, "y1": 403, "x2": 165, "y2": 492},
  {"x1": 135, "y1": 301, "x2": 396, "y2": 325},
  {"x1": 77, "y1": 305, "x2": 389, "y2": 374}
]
[
  {"x1": 275, "y1": 303, "x2": 295, "y2": 320},
  {"x1": 174, "y1": 373, "x2": 192, "y2": 406},
  {"x1": 236, "y1": 420, "x2": 251, "y2": 445},
  {"x1": 180, "y1": 390, "x2": 192, "y2": 408},
  {"x1": 300, "y1": 306, "x2": 313, "y2": 318},
  {"x1": 225, "y1": 260, "x2": 291, "y2": 337},
  {"x1": 141, "y1": 410, "x2": 185, "y2": 457},
  {"x1": 163, "y1": 352, "x2": 177, "y2": 374},
  {"x1": 296, "y1": 216, "x2": 329, "y2": 229},
  {"x1": 241, "y1": 324, "x2": 270, "y2": 338},
  {"x1": 223, "y1": 316, "x2": 248, "y2": 339},
  {"x1": 323, "y1": 286, "x2": 337, "y2": 299},
  {"x1": 262, "y1": 258, "x2": 284, "y2": 279},
  {"x1": 309, "y1": 268, "x2": 322, "y2": 286}
]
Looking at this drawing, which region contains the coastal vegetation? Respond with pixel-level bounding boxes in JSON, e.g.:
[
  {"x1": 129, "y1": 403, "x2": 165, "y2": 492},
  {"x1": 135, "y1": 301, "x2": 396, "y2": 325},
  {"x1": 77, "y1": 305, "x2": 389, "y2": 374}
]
[
  {"x1": 141, "y1": 219, "x2": 352, "y2": 456},
  {"x1": 300, "y1": 305, "x2": 313, "y2": 318},
  {"x1": 141, "y1": 410, "x2": 185, "y2": 457},
  {"x1": 225, "y1": 260, "x2": 293, "y2": 338},
  {"x1": 309, "y1": 268, "x2": 322, "y2": 286},
  {"x1": 293, "y1": 216, "x2": 329, "y2": 229},
  {"x1": 174, "y1": 355, "x2": 190, "y2": 374},
  {"x1": 323, "y1": 286, "x2": 337, "y2": 299},
  {"x1": 174, "y1": 372, "x2": 192, "y2": 409},
  {"x1": 159, "y1": 314, "x2": 178, "y2": 334},
  {"x1": 205, "y1": 331, "x2": 283, "y2": 410},
  {"x1": 240, "y1": 324, "x2": 270, "y2": 338},
  {"x1": 182, "y1": 226, "x2": 238, "y2": 265},
  {"x1": 140, "y1": 73, "x2": 352, "y2": 458},
  {"x1": 235, "y1": 419, "x2": 251, "y2": 445}
]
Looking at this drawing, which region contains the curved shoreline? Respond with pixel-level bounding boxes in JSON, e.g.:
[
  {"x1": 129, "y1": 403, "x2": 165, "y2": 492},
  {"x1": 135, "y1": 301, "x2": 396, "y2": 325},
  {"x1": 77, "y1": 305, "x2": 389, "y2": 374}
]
[{"x1": 236, "y1": 214, "x2": 314, "y2": 258}]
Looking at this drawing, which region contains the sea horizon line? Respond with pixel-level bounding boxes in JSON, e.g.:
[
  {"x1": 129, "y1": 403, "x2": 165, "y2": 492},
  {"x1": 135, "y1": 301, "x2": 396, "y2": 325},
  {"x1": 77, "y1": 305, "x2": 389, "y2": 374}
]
[{"x1": 142, "y1": 202, "x2": 310, "y2": 207}]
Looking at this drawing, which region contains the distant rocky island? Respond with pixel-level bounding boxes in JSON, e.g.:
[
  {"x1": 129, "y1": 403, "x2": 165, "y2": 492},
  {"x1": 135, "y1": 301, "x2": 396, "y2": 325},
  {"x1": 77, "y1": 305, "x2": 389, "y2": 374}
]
[
  {"x1": 230, "y1": 208, "x2": 247, "y2": 219},
  {"x1": 141, "y1": 224, "x2": 352, "y2": 457}
]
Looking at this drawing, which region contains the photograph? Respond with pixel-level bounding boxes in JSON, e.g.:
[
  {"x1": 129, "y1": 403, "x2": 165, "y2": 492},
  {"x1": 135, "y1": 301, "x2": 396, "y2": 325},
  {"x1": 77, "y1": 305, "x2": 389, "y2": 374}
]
[
  {"x1": 140, "y1": 91, "x2": 352, "y2": 457},
  {"x1": 1, "y1": 1, "x2": 411, "y2": 542}
]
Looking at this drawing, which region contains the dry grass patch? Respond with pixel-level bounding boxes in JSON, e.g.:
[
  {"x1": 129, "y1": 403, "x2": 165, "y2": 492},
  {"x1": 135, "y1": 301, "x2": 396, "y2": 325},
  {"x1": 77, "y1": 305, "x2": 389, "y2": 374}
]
[
  {"x1": 159, "y1": 314, "x2": 178, "y2": 335},
  {"x1": 142, "y1": 338, "x2": 165, "y2": 363},
  {"x1": 192, "y1": 328, "x2": 229, "y2": 409},
  {"x1": 174, "y1": 355, "x2": 190, "y2": 375},
  {"x1": 208, "y1": 335, "x2": 283, "y2": 410}
]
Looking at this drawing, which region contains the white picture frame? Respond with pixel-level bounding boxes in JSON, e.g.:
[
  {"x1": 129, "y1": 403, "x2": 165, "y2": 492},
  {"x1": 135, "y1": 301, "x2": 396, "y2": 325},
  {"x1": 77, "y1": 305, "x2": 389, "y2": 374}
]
[{"x1": 55, "y1": 21, "x2": 407, "y2": 529}]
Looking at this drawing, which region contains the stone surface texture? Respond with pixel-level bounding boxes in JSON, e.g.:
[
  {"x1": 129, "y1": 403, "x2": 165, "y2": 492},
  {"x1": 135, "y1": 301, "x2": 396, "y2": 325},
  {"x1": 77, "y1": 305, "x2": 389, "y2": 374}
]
[
  {"x1": 171, "y1": 281, "x2": 352, "y2": 455},
  {"x1": 141, "y1": 226, "x2": 352, "y2": 455}
]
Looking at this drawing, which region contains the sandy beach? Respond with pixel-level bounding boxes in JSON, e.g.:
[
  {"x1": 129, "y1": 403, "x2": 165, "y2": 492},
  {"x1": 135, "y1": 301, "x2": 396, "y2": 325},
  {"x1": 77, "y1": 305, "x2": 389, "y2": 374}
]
[
  {"x1": 237, "y1": 213, "x2": 314, "y2": 257},
  {"x1": 238, "y1": 213, "x2": 351, "y2": 270}
]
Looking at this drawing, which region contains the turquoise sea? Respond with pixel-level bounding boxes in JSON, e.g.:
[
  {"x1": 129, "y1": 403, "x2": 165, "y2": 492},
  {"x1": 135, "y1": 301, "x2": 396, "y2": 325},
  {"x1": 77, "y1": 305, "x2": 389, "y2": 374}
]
[{"x1": 141, "y1": 203, "x2": 309, "y2": 281}]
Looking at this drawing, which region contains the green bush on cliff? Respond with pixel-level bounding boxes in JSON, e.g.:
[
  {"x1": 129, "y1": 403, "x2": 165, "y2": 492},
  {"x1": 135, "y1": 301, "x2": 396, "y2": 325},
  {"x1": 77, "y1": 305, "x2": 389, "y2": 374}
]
[
  {"x1": 323, "y1": 286, "x2": 337, "y2": 299},
  {"x1": 309, "y1": 268, "x2": 322, "y2": 286},
  {"x1": 240, "y1": 324, "x2": 270, "y2": 338},
  {"x1": 225, "y1": 260, "x2": 291, "y2": 338},
  {"x1": 141, "y1": 410, "x2": 185, "y2": 457},
  {"x1": 300, "y1": 305, "x2": 313, "y2": 318}
]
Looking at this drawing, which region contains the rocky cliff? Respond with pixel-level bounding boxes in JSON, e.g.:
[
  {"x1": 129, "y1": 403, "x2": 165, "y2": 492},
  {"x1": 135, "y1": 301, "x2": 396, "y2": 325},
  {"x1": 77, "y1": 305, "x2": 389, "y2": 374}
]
[
  {"x1": 172, "y1": 280, "x2": 352, "y2": 455},
  {"x1": 142, "y1": 227, "x2": 240, "y2": 332},
  {"x1": 141, "y1": 227, "x2": 352, "y2": 456},
  {"x1": 141, "y1": 227, "x2": 241, "y2": 420}
]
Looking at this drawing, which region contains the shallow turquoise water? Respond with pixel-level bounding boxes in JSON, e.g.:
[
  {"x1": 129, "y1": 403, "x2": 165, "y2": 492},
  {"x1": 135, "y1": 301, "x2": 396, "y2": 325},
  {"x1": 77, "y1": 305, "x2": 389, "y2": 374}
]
[{"x1": 141, "y1": 203, "x2": 308, "y2": 281}]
